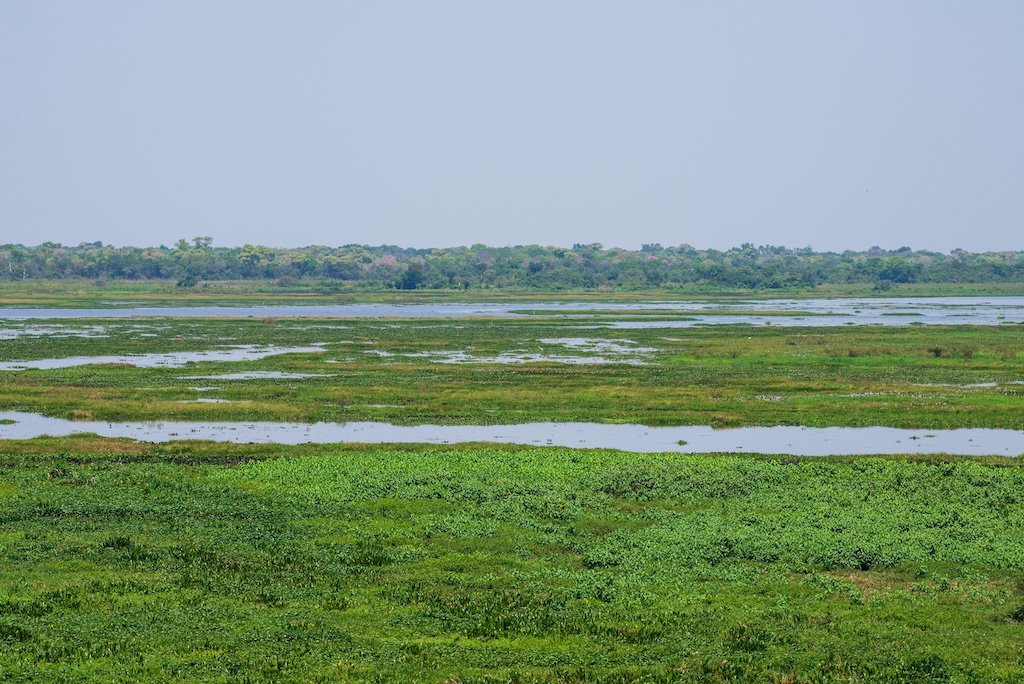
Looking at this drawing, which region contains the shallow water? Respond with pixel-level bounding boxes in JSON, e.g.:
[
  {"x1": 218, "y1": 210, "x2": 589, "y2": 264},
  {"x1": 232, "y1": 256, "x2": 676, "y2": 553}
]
[
  {"x1": 377, "y1": 337, "x2": 657, "y2": 364},
  {"x1": 177, "y1": 398, "x2": 241, "y2": 404},
  {"x1": 1, "y1": 296, "x2": 1023, "y2": 326},
  {"x1": 0, "y1": 410, "x2": 1020, "y2": 456},
  {"x1": 177, "y1": 371, "x2": 334, "y2": 380},
  {"x1": 0, "y1": 345, "x2": 324, "y2": 371},
  {"x1": 0, "y1": 324, "x2": 111, "y2": 340},
  {"x1": 365, "y1": 347, "x2": 649, "y2": 365}
]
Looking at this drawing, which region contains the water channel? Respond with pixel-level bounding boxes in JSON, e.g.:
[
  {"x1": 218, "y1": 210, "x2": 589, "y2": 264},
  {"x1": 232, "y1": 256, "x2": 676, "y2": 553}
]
[
  {"x1": 1, "y1": 411, "x2": 1021, "y2": 456},
  {"x1": 1, "y1": 296, "x2": 1023, "y2": 326}
]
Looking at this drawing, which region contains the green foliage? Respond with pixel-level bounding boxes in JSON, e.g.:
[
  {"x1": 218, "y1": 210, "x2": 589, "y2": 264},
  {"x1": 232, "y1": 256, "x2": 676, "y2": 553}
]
[
  {"x1": 4, "y1": 240, "x2": 1024, "y2": 290},
  {"x1": 0, "y1": 444, "x2": 1023, "y2": 681}
]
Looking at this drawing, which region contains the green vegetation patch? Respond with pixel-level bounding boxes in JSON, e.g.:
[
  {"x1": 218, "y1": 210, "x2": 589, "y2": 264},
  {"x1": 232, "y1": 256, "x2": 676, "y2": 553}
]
[
  {"x1": 1, "y1": 318, "x2": 1022, "y2": 429},
  {"x1": 0, "y1": 441, "x2": 1023, "y2": 681},
  {"x1": 4, "y1": 241, "x2": 1024, "y2": 298}
]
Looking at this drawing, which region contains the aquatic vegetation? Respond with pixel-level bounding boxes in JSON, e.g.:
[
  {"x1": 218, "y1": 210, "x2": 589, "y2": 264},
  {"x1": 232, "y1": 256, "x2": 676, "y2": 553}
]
[
  {"x1": 0, "y1": 441, "x2": 1022, "y2": 681},
  {"x1": 0, "y1": 317, "x2": 1022, "y2": 429}
]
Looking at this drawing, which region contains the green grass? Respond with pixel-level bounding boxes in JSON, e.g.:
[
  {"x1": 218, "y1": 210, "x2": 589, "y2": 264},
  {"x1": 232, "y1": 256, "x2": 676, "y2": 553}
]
[
  {"x1": 1, "y1": 441, "x2": 1023, "y2": 682},
  {"x1": 1, "y1": 317, "x2": 1022, "y2": 429}
]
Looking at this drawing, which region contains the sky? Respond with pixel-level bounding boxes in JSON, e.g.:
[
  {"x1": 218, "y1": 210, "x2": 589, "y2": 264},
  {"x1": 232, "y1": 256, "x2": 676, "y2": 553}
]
[{"x1": 2, "y1": 1, "x2": 1022, "y2": 253}]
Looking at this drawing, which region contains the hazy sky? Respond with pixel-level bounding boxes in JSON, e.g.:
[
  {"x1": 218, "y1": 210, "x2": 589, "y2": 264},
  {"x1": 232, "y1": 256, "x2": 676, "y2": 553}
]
[{"x1": 2, "y1": 1, "x2": 1022, "y2": 252}]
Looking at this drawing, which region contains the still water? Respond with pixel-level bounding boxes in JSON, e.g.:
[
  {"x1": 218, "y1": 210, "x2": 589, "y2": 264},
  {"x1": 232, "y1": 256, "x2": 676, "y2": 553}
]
[
  {"x1": 1, "y1": 411, "x2": 1020, "y2": 456},
  {"x1": 1, "y1": 297, "x2": 1023, "y2": 326},
  {"x1": 0, "y1": 345, "x2": 324, "y2": 370}
]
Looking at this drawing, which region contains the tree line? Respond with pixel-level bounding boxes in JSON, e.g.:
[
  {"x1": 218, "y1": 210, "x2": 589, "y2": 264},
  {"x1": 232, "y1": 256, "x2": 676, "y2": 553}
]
[{"x1": 3, "y1": 239, "x2": 1024, "y2": 291}]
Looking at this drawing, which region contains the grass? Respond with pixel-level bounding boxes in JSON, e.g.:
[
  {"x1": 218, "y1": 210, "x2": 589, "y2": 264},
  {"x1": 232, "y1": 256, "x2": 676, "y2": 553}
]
[
  {"x1": 0, "y1": 441, "x2": 1023, "y2": 682},
  {"x1": 0, "y1": 317, "x2": 1022, "y2": 429}
]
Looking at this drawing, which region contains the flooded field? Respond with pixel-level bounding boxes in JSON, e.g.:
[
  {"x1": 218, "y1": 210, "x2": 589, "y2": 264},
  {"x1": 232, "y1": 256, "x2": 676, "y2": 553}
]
[
  {"x1": 1, "y1": 410, "x2": 1021, "y2": 455},
  {"x1": 0, "y1": 303, "x2": 1022, "y2": 435},
  {"x1": 3, "y1": 298, "x2": 1024, "y2": 683}
]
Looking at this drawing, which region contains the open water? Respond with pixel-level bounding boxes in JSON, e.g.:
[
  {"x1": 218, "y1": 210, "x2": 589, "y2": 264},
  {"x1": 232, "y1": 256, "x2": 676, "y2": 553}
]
[
  {"x1": 1, "y1": 410, "x2": 1020, "y2": 456},
  {"x1": 1, "y1": 296, "x2": 1023, "y2": 326}
]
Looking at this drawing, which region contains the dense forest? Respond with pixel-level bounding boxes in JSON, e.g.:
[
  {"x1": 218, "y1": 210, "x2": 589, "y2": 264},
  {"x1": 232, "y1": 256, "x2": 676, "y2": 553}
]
[{"x1": 3, "y1": 239, "x2": 1024, "y2": 291}]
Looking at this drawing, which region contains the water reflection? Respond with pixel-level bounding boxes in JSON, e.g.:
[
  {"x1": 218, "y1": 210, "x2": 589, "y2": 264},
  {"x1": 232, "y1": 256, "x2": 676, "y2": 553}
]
[
  {"x1": 0, "y1": 411, "x2": 1020, "y2": 456},
  {"x1": 0, "y1": 345, "x2": 324, "y2": 371},
  {"x1": 1, "y1": 296, "x2": 1023, "y2": 326},
  {"x1": 178, "y1": 371, "x2": 333, "y2": 380}
]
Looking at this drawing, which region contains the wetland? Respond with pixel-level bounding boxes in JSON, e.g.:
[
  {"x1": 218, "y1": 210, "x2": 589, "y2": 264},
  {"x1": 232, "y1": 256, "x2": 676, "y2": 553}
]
[
  {"x1": 1, "y1": 309, "x2": 1022, "y2": 430},
  {"x1": 2, "y1": 295, "x2": 1024, "y2": 682}
]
